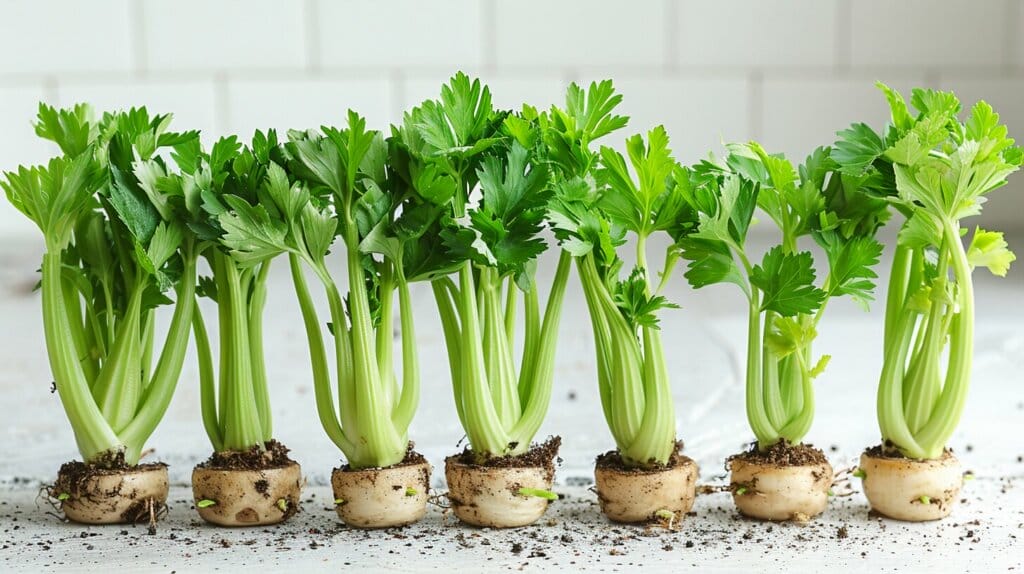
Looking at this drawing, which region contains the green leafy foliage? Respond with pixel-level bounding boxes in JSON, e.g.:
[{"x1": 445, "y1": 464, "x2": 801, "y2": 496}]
[
  {"x1": 612, "y1": 268, "x2": 679, "y2": 330},
  {"x1": 750, "y1": 247, "x2": 826, "y2": 316},
  {"x1": 679, "y1": 136, "x2": 889, "y2": 450},
  {"x1": 597, "y1": 126, "x2": 681, "y2": 235},
  {"x1": 544, "y1": 80, "x2": 629, "y2": 179},
  {"x1": 846, "y1": 84, "x2": 1022, "y2": 459},
  {"x1": 831, "y1": 123, "x2": 886, "y2": 177},
  {"x1": 2, "y1": 154, "x2": 102, "y2": 249},
  {"x1": 35, "y1": 103, "x2": 99, "y2": 158},
  {"x1": 814, "y1": 231, "x2": 884, "y2": 307},
  {"x1": 2, "y1": 104, "x2": 200, "y2": 466},
  {"x1": 443, "y1": 141, "x2": 551, "y2": 281},
  {"x1": 676, "y1": 172, "x2": 757, "y2": 294},
  {"x1": 765, "y1": 315, "x2": 817, "y2": 359},
  {"x1": 967, "y1": 227, "x2": 1015, "y2": 277},
  {"x1": 408, "y1": 71, "x2": 504, "y2": 184}
]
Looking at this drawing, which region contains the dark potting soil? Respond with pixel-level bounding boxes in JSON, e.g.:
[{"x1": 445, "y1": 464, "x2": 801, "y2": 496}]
[
  {"x1": 449, "y1": 436, "x2": 561, "y2": 472},
  {"x1": 61, "y1": 450, "x2": 129, "y2": 471},
  {"x1": 196, "y1": 439, "x2": 296, "y2": 471},
  {"x1": 338, "y1": 443, "x2": 428, "y2": 473},
  {"x1": 54, "y1": 458, "x2": 167, "y2": 492},
  {"x1": 865, "y1": 441, "x2": 954, "y2": 460},
  {"x1": 594, "y1": 441, "x2": 690, "y2": 474},
  {"x1": 729, "y1": 440, "x2": 828, "y2": 467}
]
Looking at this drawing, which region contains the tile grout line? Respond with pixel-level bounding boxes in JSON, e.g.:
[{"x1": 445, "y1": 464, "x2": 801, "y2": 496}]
[
  {"x1": 664, "y1": 0, "x2": 678, "y2": 73},
  {"x1": 390, "y1": 69, "x2": 406, "y2": 126},
  {"x1": 563, "y1": 67, "x2": 580, "y2": 86},
  {"x1": 213, "y1": 72, "x2": 229, "y2": 137},
  {"x1": 481, "y1": 0, "x2": 497, "y2": 73},
  {"x1": 748, "y1": 70, "x2": 763, "y2": 141},
  {"x1": 128, "y1": 0, "x2": 148, "y2": 79},
  {"x1": 304, "y1": 0, "x2": 321, "y2": 74},
  {"x1": 834, "y1": 0, "x2": 851, "y2": 72},
  {"x1": 1003, "y1": 0, "x2": 1019, "y2": 73},
  {"x1": 2, "y1": 65, "x2": 989, "y2": 88}
]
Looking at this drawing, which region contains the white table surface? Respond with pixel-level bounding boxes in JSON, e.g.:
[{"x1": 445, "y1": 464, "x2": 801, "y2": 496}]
[{"x1": 1, "y1": 232, "x2": 1022, "y2": 573}]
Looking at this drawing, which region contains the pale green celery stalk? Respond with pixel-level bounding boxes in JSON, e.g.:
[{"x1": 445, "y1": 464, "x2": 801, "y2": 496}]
[
  {"x1": 577, "y1": 248, "x2": 673, "y2": 468},
  {"x1": 742, "y1": 293, "x2": 804, "y2": 450},
  {"x1": 41, "y1": 251, "x2": 122, "y2": 461},
  {"x1": 340, "y1": 221, "x2": 407, "y2": 467},
  {"x1": 434, "y1": 253, "x2": 572, "y2": 459},
  {"x1": 902, "y1": 243, "x2": 949, "y2": 434},
  {"x1": 31, "y1": 199, "x2": 197, "y2": 466},
  {"x1": 118, "y1": 245, "x2": 198, "y2": 464},
  {"x1": 291, "y1": 246, "x2": 411, "y2": 468},
  {"x1": 753, "y1": 230, "x2": 813, "y2": 449},
  {"x1": 867, "y1": 86, "x2": 1018, "y2": 460},
  {"x1": 41, "y1": 239, "x2": 200, "y2": 466},
  {"x1": 914, "y1": 220, "x2": 974, "y2": 451},
  {"x1": 431, "y1": 159, "x2": 572, "y2": 460},
  {"x1": 288, "y1": 253, "x2": 355, "y2": 457},
  {"x1": 193, "y1": 249, "x2": 272, "y2": 453},
  {"x1": 60, "y1": 273, "x2": 99, "y2": 384},
  {"x1": 89, "y1": 276, "x2": 145, "y2": 433},
  {"x1": 879, "y1": 220, "x2": 975, "y2": 459},
  {"x1": 433, "y1": 161, "x2": 504, "y2": 454},
  {"x1": 6, "y1": 106, "x2": 199, "y2": 468},
  {"x1": 286, "y1": 214, "x2": 414, "y2": 469},
  {"x1": 744, "y1": 286, "x2": 777, "y2": 447},
  {"x1": 753, "y1": 312, "x2": 817, "y2": 448},
  {"x1": 628, "y1": 234, "x2": 675, "y2": 464}
]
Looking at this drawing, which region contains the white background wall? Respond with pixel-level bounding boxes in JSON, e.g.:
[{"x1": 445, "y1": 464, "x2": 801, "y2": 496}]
[{"x1": 1, "y1": 0, "x2": 1022, "y2": 238}]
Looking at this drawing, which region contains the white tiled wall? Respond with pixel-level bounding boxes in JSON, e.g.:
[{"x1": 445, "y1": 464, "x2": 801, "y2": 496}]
[{"x1": 1, "y1": 0, "x2": 1023, "y2": 238}]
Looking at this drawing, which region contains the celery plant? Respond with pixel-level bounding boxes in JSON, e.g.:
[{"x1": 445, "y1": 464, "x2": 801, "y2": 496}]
[
  {"x1": 679, "y1": 141, "x2": 888, "y2": 449},
  {"x1": 399, "y1": 73, "x2": 571, "y2": 460},
  {"x1": 544, "y1": 83, "x2": 694, "y2": 468},
  {"x1": 149, "y1": 132, "x2": 284, "y2": 453},
  {"x1": 831, "y1": 84, "x2": 1019, "y2": 459},
  {"x1": 2, "y1": 105, "x2": 199, "y2": 466},
  {"x1": 222, "y1": 112, "x2": 432, "y2": 468},
  {"x1": 544, "y1": 86, "x2": 704, "y2": 470}
]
